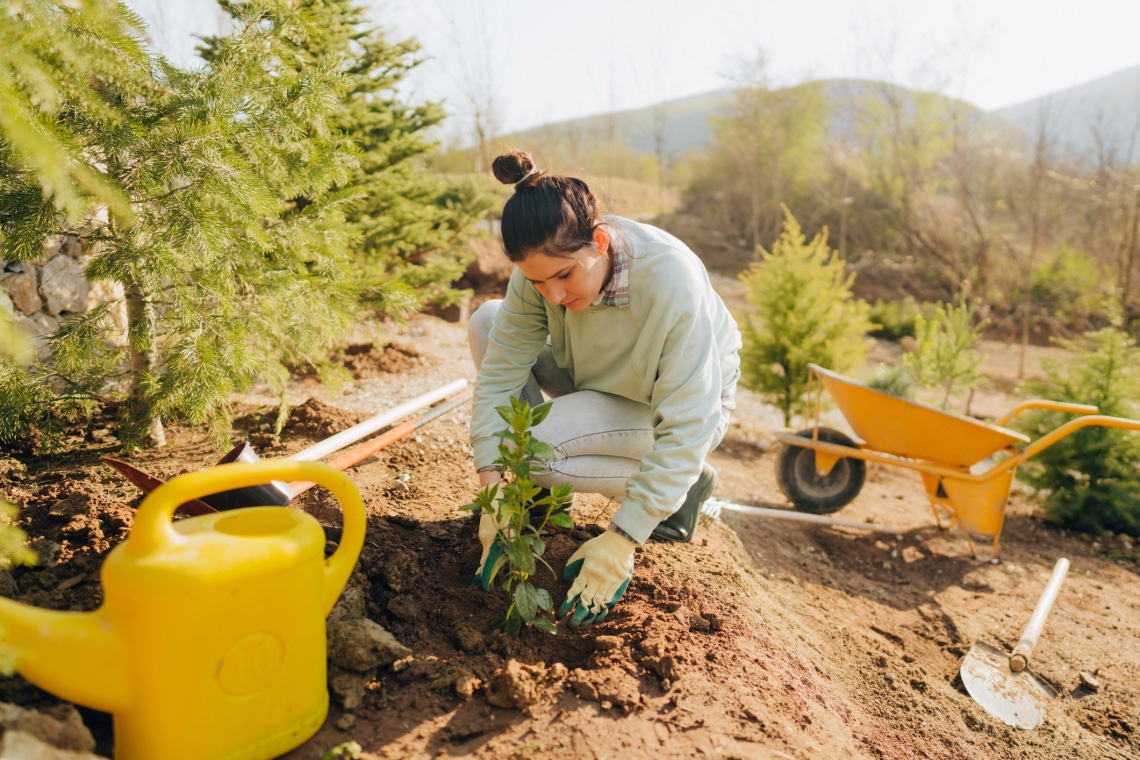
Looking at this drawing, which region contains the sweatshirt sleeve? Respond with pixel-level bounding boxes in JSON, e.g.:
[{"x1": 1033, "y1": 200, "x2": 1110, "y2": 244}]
[
  {"x1": 610, "y1": 258, "x2": 727, "y2": 544},
  {"x1": 470, "y1": 269, "x2": 552, "y2": 469}
]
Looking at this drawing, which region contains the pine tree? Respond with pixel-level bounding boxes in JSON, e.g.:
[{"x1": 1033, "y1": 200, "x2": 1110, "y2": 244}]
[
  {"x1": 1, "y1": 0, "x2": 363, "y2": 450},
  {"x1": 204, "y1": 0, "x2": 495, "y2": 318},
  {"x1": 737, "y1": 205, "x2": 873, "y2": 426}
]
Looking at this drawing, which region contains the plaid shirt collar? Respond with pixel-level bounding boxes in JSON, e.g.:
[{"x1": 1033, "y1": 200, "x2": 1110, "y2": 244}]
[{"x1": 591, "y1": 239, "x2": 631, "y2": 308}]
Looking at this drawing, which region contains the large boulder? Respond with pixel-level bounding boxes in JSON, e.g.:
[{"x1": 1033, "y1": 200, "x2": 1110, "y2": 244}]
[
  {"x1": 1, "y1": 270, "x2": 43, "y2": 316},
  {"x1": 40, "y1": 256, "x2": 88, "y2": 316}
]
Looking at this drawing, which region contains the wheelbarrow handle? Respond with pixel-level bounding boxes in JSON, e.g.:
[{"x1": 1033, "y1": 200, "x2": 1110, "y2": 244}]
[
  {"x1": 994, "y1": 400, "x2": 1098, "y2": 427},
  {"x1": 1010, "y1": 557, "x2": 1070, "y2": 672}
]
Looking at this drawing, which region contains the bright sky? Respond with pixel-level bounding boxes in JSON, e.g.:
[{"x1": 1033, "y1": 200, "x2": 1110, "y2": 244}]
[{"x1": 128, "y1": 0, "x2": 1140, "y2": 139}]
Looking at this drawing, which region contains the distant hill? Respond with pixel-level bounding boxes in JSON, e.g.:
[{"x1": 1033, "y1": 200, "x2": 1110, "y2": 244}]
[
  {"x1": 510, "y1": 89, "x2": 735, "y2": 162},
  {"x1": 505, "y1": 68, "x2": 1140, "y2": 167},
  {"x1": 991, "y1": 65, "x2": 1140, "y2": 164}
]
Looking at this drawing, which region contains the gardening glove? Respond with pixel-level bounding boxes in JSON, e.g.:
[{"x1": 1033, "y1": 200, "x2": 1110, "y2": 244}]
[
  {"x1": 559, "y1": 529, "x2": 635, "y2": 628},
  {"x1": 474, "y1": 486, "x2": 509, "y2": 590}
]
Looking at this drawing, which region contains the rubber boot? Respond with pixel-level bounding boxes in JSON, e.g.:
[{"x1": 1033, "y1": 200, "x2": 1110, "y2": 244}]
[{"x1": 650, "y1": 463, "x2": 717, "y2": 543}]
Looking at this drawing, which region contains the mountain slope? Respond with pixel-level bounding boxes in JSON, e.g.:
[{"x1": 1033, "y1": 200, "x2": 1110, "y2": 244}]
[{"x1": 992, "y1": 64, "x2": 1140, "y2": 163}]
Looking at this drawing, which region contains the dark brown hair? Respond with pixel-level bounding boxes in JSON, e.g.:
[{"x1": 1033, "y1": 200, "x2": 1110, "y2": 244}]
[{"x1": 492, "y1": 150, "x2": 603, "y2": 262}]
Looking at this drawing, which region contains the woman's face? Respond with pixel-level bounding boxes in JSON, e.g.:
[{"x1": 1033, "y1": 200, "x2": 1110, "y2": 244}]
[{"x1": 516, "y1": 231, "x2": 611, "y2": 312}]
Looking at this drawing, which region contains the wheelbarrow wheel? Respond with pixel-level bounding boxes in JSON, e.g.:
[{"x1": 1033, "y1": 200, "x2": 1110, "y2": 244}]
[{"x1": 777, "y1": 427, "x2": 866, "y2": 514}]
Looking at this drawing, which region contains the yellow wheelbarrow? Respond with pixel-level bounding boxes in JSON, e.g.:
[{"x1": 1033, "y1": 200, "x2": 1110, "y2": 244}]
[{"x1": 774, "y1": 363, "x2": 1140, "y2": 558}]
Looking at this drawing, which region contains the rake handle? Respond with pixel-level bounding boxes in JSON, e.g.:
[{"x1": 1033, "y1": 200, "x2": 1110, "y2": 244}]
[{"x1": 1010, "y1": 557, "x2": 1069, "y2": 672}]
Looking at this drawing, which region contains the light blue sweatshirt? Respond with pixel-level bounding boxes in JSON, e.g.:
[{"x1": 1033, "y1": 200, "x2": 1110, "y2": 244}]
[{"x1": 470, "y1": 217, "x2": 742, "y2": 543}]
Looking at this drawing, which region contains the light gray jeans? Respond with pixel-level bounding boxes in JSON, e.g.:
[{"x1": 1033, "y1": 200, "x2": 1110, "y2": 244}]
[{"x1": 469, "y1": 299, "x2": 736, "y2": 497}]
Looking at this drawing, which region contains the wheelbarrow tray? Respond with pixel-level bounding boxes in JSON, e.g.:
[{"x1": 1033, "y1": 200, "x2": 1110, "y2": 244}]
[{"x1": 809, "y1": 364, "x2": 1028, "y2": 467}]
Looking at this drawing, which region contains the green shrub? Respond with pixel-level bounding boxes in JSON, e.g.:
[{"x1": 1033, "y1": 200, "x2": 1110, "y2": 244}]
[
  {"x1": 865, "y1": 363, "x2": 915, "y2": 399},
  {"x1": 868, "y1": 297, "x2": 920, "y2": 341},
  {"x1": 1015, "y1": 327, "x2": 1140, "y2": 537},
  {"x1": 1030, "y1": 246, "x2": 1109, "y2": 329},
  {"x1": 737, "y1": 206, "x2": 873, "y2": 426},
  {"x1": 903, "y1": 291, "x2": 988, "y2": 409}
]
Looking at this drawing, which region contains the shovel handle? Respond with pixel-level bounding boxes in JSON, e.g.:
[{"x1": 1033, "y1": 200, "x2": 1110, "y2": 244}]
[{"x1": 1010, "y1": 557, "x2": 1069, "y2": 672}]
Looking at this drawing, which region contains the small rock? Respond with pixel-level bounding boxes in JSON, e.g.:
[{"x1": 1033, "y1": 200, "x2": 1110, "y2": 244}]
[
  {"x1": 335, "y1": 713, "x2": 356, "y2": 731},
  {"x1": 0, "y1": 729, "x2": 104, "y2": 759},
  {"x1": 0, "y1": 702, "x2": 96, "y2": 754},
  {"x1": 327, "y1": 618, "x2": 412, "y2": 672},
  {"x1": 328, "y1": 667, "x2": 370, "y2": 711},
  {"x1": 689, "y1": 614, "x2": 712, "y2": 633},
  {"x1": 1079, "y1": 671, "x2": 1101, "y2": 690},
  {"x1": 882, "y1": 561, "x2": 893, "y2": 571},
  {"x1": 454, "y1": 671, "x2": 482, "y2": 700}
]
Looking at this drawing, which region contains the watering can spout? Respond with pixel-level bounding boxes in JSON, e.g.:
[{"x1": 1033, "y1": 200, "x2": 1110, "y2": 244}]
[{"x1": 0, "y1": 596, "x2": 128, "y2": 712}]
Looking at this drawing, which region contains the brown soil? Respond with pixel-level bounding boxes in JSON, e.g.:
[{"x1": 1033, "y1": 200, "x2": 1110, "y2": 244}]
[{"x1": 0, "y1": 316, "x2": 1137, "y2": 760}]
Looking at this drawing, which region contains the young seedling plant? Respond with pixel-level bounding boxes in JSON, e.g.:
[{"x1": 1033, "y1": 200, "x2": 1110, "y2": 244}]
[{"x1": 463, "y1": 397, "x2": 574, "y2": 636}]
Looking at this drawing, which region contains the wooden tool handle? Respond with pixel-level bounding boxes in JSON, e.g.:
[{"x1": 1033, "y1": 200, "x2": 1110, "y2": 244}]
[{"x1": 1010, "y1": 557, "x2": 1070, "y2": 672}]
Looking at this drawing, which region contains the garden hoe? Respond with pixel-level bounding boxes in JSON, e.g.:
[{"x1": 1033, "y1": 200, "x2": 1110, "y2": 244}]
[
  {"x1": 959, "y1": 557, "x2": 1070, "y2": 730},
  {"x1": 104, "y1": 380, "x2": 472, "y2": 533}
]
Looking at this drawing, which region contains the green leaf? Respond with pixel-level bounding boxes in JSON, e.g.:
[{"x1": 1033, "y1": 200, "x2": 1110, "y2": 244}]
[
  {"x1": 486, "y1": 555, "x2": 508, "y2": 587},
  {"x1": 531, "y1": 401, "x2": 553, "y2": 426},
  {"x1": 505, "y1": 613, "x2": 523, "y2": 637},
  {"x1": 514, "y1": 581, "x2": 539, "y2": 622},
  {"x1": 528, "y1": 441, "x2": 557, "y2": 461},
  {"x1": 536, "y1": 587, "x2": 553, "y2": 612},
  {"x1": 496, "y1": 405, "x2": 514, "y2": 424},
  {"x1": 548, "y1": 512, "x2": 575, "y2": 529},
  {"x1": 458, "y1": 502, "x2": 481, "y2": 512},
  {"x1": 531, "y1": 535, "x2": 546, "y2": 558},
  {"x1": 533, "y1": 617, "x2": 557, "y2": 634}
]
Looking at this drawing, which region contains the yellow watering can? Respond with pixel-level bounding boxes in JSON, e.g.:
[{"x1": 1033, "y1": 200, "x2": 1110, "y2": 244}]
[{"x1": 0, "y1": 460, "x2": 366, "y2": 760}]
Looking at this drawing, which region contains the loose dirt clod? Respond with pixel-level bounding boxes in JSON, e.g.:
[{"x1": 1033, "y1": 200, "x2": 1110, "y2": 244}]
[{"x1": 485, "y1": 660, "x2": 568, "y2": 710}]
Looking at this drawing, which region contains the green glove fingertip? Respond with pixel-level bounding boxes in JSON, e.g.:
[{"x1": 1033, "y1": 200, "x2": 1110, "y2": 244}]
[
  {"x1": 562, "y1": 557, "x2": 584, "y2": 581},
  {"x1": 569, "y1": 603, "x2": 594, "y2": 628},
  {"x1": 475, "y1": 541, "x2": 504, "y2": 592},
  {"x1": 557, "y1": 594, "x2": 577, "y2": 619}
]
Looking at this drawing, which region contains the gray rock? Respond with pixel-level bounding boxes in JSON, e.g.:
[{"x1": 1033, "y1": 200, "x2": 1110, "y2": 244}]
[
  {"x1": 328, "y1": 617, "x2": 412, "y2": 672},
  {"x1": 0, "y1": 729, "x2": 105, "y2": 759},
  {"x1": 62, "y1": 237, "x2": 84, "y2": 260},
  {"x1": 3, "y1": 262, "x2": 28, "y2": 275},
  {"x1": 0, "y1": 702, "x2": 97, "y2": 754},
  {"x1": 328, "y1": 666, "x2": 371, "y2": 711},
  {"x1": 12, "y1": 312, "x2": 59, "y2": 360},
  {"x1": 42, "y1": 235, "x2": 66, "y2": 260},
  {"x1": 40, "y1": 256, "x2": 88, "y2": 315},
  {"x1": 1079, "y1": 671, "x2": 1101, "y2": 690},
  {"x1": 1, "y1": 270, "x2": 43, "y2": 316}
]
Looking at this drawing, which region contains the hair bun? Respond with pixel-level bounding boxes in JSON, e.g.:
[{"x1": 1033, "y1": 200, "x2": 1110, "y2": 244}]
[{"x1": 492, "y1": 150, "x2": 538, "y2": 186}]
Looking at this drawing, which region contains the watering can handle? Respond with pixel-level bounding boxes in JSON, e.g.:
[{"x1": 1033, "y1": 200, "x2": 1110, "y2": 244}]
[
  {"x1": 128, "y1": 462, "x2": 366, "y2": 609},
  {"x1": 1010, "y1": 557, "x2": 1070, "y2": 672}
]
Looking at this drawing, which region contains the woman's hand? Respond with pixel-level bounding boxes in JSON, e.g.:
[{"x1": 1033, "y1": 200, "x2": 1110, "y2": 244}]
[
  {"x1": 558, "y1": 529, "x2": 636, "y2": 627},
  {"x1": 477, "y1": 469, "x2": 502, "y2": 487}
]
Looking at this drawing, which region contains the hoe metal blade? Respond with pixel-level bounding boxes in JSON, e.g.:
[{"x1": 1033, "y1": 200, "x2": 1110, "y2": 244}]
[{"x1": 960, "y1": 640, "x2": 1056, "y2": 730}]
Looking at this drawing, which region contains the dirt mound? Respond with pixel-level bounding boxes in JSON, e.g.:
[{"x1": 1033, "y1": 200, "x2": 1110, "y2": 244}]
[{"x1": 281, "y1": 398, "x2": 372, "y2": 441}]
